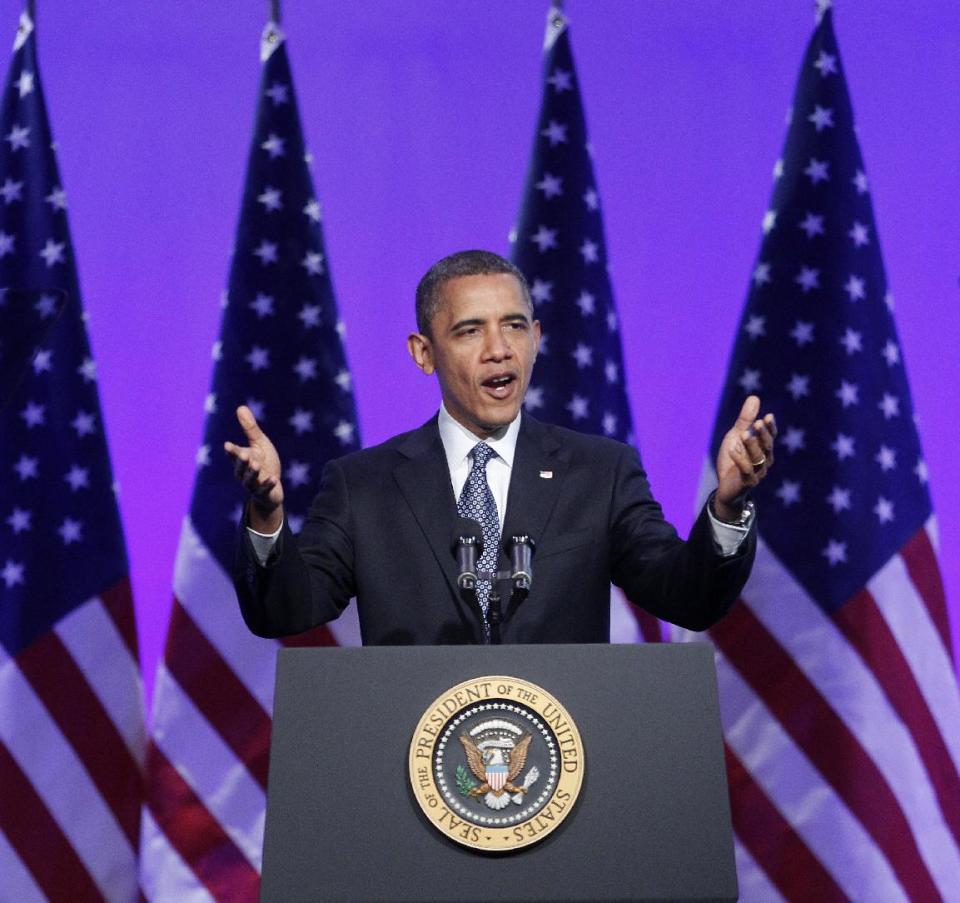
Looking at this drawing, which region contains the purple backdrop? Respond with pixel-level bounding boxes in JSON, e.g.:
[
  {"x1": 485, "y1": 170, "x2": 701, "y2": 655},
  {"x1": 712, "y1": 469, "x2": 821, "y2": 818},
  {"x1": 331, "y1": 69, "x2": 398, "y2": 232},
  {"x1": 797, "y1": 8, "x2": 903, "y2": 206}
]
[{"x1": 15, "y1": 1, "x2": 958, "y2": 702}]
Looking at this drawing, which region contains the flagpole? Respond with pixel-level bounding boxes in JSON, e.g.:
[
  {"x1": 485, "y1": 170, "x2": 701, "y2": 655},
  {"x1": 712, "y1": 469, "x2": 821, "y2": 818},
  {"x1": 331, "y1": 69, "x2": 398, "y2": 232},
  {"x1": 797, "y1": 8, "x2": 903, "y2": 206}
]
[{"x1": 269, "y1": 0, "x2": 280, "y2": 24}]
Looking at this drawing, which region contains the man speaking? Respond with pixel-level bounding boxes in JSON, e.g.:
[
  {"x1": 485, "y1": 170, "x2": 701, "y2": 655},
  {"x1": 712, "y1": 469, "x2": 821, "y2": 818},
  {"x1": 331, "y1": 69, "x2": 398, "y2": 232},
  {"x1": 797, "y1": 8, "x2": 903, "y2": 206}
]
[{"x1": 227, "y1": 250, "x2": 776, "y2": 644}]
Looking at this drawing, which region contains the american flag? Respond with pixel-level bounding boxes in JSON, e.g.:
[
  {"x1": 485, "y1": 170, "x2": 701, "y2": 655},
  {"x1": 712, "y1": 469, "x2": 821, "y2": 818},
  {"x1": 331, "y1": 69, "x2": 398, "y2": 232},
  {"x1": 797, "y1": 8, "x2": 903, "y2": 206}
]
[
  {"x1": 0, "y1": 11, "x2": 145, "y2": 901},
  {"x1": 139, "y1": 21, "x2": 360, "y2": 901},
  {"x1": 674, "y1": 5, "x2": 960, "y2": 900},
  {"x1": 509, "y1": 5, "x2": 661, "y2": 643}
]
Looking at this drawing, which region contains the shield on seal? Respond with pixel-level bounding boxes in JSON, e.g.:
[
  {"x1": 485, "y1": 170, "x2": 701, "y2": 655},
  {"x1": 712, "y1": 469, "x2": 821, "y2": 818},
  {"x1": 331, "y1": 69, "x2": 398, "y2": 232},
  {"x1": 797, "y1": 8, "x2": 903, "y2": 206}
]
[{"x1": 486, "y1": 758, "x2": 508, "y2": 792}]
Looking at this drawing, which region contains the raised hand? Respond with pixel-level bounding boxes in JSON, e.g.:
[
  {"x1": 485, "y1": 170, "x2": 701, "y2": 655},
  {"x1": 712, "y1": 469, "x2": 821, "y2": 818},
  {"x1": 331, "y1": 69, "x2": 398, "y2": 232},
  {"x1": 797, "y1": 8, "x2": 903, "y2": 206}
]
[
  {"x1": 224, "y1": 405, "x2": 284, "y2": 532},
  {"x1": 714, "y1": 395, "x2": 777, "y2": 520}
]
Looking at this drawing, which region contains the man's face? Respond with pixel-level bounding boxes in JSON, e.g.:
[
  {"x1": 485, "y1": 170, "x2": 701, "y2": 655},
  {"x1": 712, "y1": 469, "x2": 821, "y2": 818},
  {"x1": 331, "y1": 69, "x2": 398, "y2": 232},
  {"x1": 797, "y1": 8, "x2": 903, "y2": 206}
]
[{"x1": 408, "y1": 273, "x2": 541, "y2": 438}]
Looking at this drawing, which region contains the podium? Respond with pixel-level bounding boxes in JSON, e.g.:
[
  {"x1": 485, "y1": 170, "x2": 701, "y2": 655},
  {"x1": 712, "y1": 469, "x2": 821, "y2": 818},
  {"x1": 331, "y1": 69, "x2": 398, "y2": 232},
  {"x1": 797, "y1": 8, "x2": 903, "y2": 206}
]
[{"x1": 262, "y1": 643, "x2": 736, "y2": 902}]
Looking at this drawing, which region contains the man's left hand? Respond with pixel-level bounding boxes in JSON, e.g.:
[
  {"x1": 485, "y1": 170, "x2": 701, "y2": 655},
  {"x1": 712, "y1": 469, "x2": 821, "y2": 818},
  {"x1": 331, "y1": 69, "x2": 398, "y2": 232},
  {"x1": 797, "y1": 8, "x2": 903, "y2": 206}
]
[{"x1": 714, "y1": 395, "x2": 777, "y2": 521}]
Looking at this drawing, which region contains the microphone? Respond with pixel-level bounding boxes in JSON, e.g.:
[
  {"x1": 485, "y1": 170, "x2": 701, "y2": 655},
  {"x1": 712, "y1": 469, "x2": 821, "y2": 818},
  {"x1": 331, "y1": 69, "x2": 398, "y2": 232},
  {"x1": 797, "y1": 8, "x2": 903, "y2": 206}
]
[
  {"x1": 505, "y1": 533, "x2": 536, "y2": 597},
  {"x1": 451, "y1": 518, "x2": 484, "y2": 592}
]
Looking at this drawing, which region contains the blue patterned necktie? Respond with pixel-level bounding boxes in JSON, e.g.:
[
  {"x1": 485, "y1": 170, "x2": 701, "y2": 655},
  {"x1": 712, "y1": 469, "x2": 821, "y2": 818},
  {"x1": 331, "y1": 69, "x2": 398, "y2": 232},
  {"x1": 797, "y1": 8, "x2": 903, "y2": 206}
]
[{"x1": 457, "y1": 442, "x2": 500, "y2": 630}]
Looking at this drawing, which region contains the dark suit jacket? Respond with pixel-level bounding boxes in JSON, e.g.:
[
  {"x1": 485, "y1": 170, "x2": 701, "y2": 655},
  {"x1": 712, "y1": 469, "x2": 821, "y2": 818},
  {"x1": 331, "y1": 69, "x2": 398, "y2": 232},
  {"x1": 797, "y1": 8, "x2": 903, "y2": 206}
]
[{"x1": 234, "y1": 414, "x2": 755, "y2": 645}]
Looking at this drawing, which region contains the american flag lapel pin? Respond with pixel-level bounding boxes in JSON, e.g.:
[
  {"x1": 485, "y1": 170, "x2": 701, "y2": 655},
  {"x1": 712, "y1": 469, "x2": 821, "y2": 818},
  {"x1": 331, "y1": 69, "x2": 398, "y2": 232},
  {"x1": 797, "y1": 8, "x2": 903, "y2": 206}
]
[{"x1": 539, "y1": 470, "x2": 553, "y2": 479}]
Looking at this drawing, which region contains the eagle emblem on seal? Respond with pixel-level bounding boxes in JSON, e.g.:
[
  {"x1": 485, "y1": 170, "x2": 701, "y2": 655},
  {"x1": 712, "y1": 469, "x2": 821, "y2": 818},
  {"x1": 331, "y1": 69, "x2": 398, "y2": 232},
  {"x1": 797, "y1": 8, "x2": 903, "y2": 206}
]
[{"x1": 458, "y1": 719, "x2": 540, "y2": 811}]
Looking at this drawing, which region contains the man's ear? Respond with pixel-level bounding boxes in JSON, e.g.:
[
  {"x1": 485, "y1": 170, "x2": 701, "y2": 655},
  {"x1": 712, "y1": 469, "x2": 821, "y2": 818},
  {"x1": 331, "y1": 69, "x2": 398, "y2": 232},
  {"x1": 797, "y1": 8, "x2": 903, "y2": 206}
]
[{"x1": 407, "y1": 332, "x2": 435, "y2": 375}]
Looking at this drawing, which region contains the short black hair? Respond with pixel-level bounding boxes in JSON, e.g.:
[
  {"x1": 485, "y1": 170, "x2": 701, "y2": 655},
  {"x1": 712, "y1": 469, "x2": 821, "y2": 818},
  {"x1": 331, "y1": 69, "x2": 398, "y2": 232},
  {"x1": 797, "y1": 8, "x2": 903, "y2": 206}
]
[{"x1": 415, "y1": 249, "x2": 532, "y2": 335}]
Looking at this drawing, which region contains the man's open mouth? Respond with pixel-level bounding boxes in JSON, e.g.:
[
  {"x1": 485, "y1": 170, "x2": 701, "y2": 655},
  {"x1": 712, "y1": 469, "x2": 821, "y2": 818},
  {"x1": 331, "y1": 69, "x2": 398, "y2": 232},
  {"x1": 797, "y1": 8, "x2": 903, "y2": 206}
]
[{"x1": 481, "y1": 374, "x2": 517, "y2": 397}]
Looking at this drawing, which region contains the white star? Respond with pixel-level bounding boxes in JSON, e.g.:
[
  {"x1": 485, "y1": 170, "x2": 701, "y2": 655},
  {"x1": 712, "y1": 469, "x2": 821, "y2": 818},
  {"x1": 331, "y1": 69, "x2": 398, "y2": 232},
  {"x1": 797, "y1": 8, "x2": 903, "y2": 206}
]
[
  {"x1": 64, "y1": 465, "x2": 90, "y2": 491},
  {"x1": 804, "y1": 158, "x2": 830, "y2": 184},
  {"x1": 606, "y1": 310, "x2": 618, "y2": 332},
  {"x1": 77, "y1": 357, "x2": 97, "y2": 382},
  {"x1": 288, "y1": 514, "x2": 305, "y2": 534},
  {"x1": 915, "y1": 457, "x2": 928, "y2": 484},
  {"x1": 20, "y1": 401, "x2": 45, "y2": 427},
  {"x1": 261, "y1": 133, "x2": 286, "y2": 158},
  {"x1": 849, "y1": 221, "x2": 870, "y2": 247},
  {"x1": 853, "y1": 170, "x2": 869, "y2": 194},
  {"x1": 35, "y1": 293, "x2": 59, "y2": 317},
  {"x1": 39, "y1": 239, "x2": 66, "y2": 267},
  {"x1": 246, "y1": 346, "x2": 270, "y2": 371},
  {"x1": 14, "y1": 455, "x2": 39, "y2": 480},
  {"x1": 831, "y1": 433, "x2": 856, "y2": 460},
  {"x1": 739, "y1": 368, "x2": 761, "y2": 393},
  {"x1": 571, "y1": 344, "x2": 593, "y2": 368},
  {"x1": 752, "y1": 262, "x2": 771, "y2": 286},
  {"x1": 303, "y1": 198, "x2": 322, "y2": 223},
  {"x1": 566, "y1": 395, "x2": 589, "y2": 421},
  {"x1": 776, "y1": 479, "x2": 801, "y2": 506},
  {"x1": 874, "y1": 497, "x2": 895, "y2": 524},
  {"x1": 547, "y1": 68, "x2": 573, "y2": 92},
  {"x1": 826, "y1": 486, "x2": 852, "y2": 513},
  {"x1": 530, "y1": 226, "x2": 558, "y2": 252},
  {"x1": 32, "y1": 350, "x2": 53, "y2": 374},
  {"x1": 538, "y1": 333, "x2": 549, "y2": 355},
  {"x1": 840, "y1": 328, "x2": 862, "y2": 355},
  {"x1": 530, "y1": 279, "x2": 553, "y2": 304},
  {"x1": 580, "y1": 239, "x2": 599, "y2": 263},
  {"x1": 298, "y1": 303, "x2": 322, "y2": 328},
  {"x1": 2, "y1": 560, "x2": 24, "y2": 588},
  {"x1": 220, "y1": 289, "x2": 229, "y2": 309},
  {"x1": 245, "y1": 399, "x2": 265, "y2": 421},
  {"x1": 808, "y1": 105, "x2": 834, "y2": 131},
  {"x1": 844, "y1": 274, "x2": 866, "y2": 301},
  {"x1": 253, "y1": 240, "x2": 278, "y2": 265},
  {"x1": 536, "y1": 173, "x2": 563, "y2": 199},
  {"x1": 762, "y1": 209, "x2": 777, "y2": 233},
  {"x1": 575, "y1": 291, "x2": 595, "y2": 316},
  {"x1": 265, "y1": 82, "x2": 289, "y2": 104},
  {"x1": 0, "y1": 231, "x2": 15, "y2": 258},
  {"x1": 294, "y1": 356, "x2": 317, "y2": 381},
  {"x1": 813, "y1": 51, "x2": 838, "y2": 77},
  {"x1": 302, "y1": 250, "x2": 325, "y2": 275},
  {"x1": 773, "y1": 159, "x2": 784, "y2": 180},
  {"x1": 196, "y1": 444, "x2": 211, "y2": 467},
  {"x1": 744, "y1": 315, "x2": 766, "y2": 340},
  {"x1": 790, "y1": 320, "x2": 814, "y2": 346},
  {"x1": 257, "y1": 186, "x2": 282, "y2": 212},
  {"x1": 786, "y1": 373, "x2": 810, "y2": 400},
  {"x1": 5, "y1": 124, "x2": 29, "y2": 151},
  {"x1": 212, "y1": 339, "x2": 223, "y2": 361},
  {"x1": 289, "y1": 409, "x2": 314, "y2": 434},
  {"x1": 782, "y1": 426, "x2": 805, "y2": 453},
  {"x1": 822, "y1": 538, "x2": 847, "y2": 566},
  {"x1": 604, "y1": 360, "x2": 619, "y2": 384},
  {"x1": 6, "y1": 508, "x2": 31, "y2": 533},
  {"x1": 875, "y1": 445, "x2": 897, "y2": 472},
  {"x1": 249, "y1": 292, "x2": 275, "y2": 318},
  {"x1": 335, "y1": 369, "x2": 352, "y2": 392},
  {"x1": 45, "y1": 186, "x2": 67, "y2": 211},
  {"x1": 71, "y1": 411, "x2": 95, "y2": 436},
  {"x1": 836, "y1": 380, "x2": 859, "y2": 407},
  {"x1": 798, "y1": 212, "x2": 825, "y2": 238},
  {"x1": 286, "y1": 460, "x2": 311, "y2": 488},
  {"x1": 334, "y1": 420, "x2": 355, "y2": 445},
  {"x1": 0, "y1": 178, "x2": 22, "y2": 204},
  {"x1": 602, "y1": 413, "x2": 618, "y2": 437},
  {"x1": 524, "y1": 386, "x2": 544, "y2": 410},
  {"x1": 541, "y1": 120, "x2": 568, "y2": 146},
  {"x1": 882, "y1": 340, "x2": 900, "y2": 366},
  {"x1": 884, "y1": 292, "x2": 895, "y2": 312},
  {"x1": 583, "y1": 187, "x2": 599, "y2": 211},
  {"x1": 204, "y1": 393, "x2": 217, "y2": 413},
  {"x1": 795, "y1": 266, "x2": 820, "y2": 292},
  {"x1": 15, "y1": 70, "x2": 34, "y2": 97},
  {"x1": 878, "y1": 393, "x2": 900, "y2": 419},
  {"x1": 58, "y1": 518, "x2": 83, "y2": 545},
  {"x1": 336, "y1": 319, "x2": 347, "y2": 338}
]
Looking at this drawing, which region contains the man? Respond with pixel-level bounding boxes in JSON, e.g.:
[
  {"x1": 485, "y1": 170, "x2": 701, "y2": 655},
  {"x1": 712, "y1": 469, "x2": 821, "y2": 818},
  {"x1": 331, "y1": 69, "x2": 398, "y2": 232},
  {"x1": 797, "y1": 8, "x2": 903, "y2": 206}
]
[{"x1": 227, "y1": 250, "x2": 776, "y2": 644}]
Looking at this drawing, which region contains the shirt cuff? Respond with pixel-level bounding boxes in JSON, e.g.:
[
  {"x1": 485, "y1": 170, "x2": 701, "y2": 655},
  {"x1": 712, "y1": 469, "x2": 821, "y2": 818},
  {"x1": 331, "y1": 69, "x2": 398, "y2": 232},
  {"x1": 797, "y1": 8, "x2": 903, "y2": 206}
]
[
  {"x1": 247, "y1": 521, "x2": 283, "y2": 566},
  {"x1": 706, "y1": 503, "x2": 752, "y2": 557}
]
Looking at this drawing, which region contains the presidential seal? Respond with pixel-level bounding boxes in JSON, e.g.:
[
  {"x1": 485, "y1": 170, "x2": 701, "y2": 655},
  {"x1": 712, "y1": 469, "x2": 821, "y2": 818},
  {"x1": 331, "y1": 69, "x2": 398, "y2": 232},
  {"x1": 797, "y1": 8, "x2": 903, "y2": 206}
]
[{"x1": 408, "y1": 675, "x2": 584, "y2": 852}]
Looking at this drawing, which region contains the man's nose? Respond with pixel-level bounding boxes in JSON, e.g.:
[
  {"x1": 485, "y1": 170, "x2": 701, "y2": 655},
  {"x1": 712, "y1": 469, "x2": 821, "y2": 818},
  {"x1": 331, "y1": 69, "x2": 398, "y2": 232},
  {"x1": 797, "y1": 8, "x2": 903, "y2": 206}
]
[{"x1": 482, "y1": 328, "x2": 512, "y2": 360}]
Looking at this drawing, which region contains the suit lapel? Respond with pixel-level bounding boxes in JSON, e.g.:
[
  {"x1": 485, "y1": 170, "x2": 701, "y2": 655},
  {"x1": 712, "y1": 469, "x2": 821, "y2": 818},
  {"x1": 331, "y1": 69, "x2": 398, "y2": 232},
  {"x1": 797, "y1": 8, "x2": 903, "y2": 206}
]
[{"x1": 501, "y1": 416, "x2": 569, "y2": 563}]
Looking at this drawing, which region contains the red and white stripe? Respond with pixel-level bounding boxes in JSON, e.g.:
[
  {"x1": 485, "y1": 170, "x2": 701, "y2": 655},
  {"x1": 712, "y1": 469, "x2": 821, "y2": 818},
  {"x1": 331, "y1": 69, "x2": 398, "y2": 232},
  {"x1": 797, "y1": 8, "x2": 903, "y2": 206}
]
[
  {"x1": 0, "y1": 581, "x2": 145, "y2": 902},
  {"x1": 141, "y1": 516, "x2": 359, "y2": 900},
  {"x1": 674, "y1": 499, "x2": 960, "y2": 900}
]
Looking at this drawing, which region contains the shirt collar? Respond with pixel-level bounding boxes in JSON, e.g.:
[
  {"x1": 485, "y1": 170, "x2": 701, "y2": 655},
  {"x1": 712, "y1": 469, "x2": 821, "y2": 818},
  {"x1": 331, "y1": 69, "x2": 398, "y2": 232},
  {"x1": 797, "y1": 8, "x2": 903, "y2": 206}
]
[{"x1": 438, "y1": 403, "x2": 521, "y2": 470}]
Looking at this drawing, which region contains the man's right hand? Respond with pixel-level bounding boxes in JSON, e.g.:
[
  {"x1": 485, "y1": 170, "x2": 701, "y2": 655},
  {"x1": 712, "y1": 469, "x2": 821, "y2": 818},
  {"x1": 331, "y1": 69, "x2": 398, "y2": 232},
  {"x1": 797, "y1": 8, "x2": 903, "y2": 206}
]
[{"x1": 224, "y1": 405, "x2": 284, "y2": 533}]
